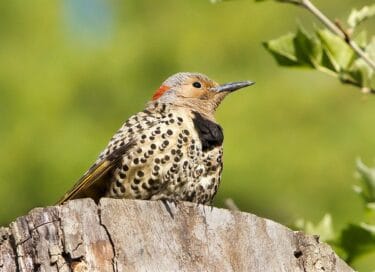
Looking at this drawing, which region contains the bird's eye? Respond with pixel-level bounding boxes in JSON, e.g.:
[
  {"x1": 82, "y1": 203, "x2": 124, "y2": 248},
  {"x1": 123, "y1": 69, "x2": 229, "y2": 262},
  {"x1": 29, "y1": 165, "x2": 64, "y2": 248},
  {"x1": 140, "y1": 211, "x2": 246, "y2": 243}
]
[{"x1": 192, "y1": 82, "x2": 201, "y2": 88}]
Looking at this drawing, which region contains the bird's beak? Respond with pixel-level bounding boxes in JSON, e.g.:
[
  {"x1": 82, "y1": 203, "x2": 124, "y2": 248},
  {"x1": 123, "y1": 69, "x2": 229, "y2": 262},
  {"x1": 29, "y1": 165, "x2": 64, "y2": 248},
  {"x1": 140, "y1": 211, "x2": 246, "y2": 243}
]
[{"x1": 212, "y1": 81, "x2": 255, "y2": 93}]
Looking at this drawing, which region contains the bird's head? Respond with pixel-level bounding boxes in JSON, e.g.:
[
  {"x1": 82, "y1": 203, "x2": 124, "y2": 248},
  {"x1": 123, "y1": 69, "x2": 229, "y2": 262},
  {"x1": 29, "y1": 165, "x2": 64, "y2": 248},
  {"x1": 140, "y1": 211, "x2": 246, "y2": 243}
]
[{"x1": 150, "y1": 72, "x2": 254, "y2": 117}]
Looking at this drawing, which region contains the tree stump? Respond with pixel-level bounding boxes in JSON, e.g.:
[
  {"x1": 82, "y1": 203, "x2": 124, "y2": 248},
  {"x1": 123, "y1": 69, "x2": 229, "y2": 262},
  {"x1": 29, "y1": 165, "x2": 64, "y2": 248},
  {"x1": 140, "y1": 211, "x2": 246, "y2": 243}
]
[{"x1": 0, "y1": 198, "x2": 353, "y2": 272}]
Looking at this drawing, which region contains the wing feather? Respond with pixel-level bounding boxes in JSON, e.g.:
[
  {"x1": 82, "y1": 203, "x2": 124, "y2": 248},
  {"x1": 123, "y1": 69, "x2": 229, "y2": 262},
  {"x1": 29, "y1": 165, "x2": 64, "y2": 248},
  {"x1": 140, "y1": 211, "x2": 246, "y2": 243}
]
[{"x1": 57, "y1": 141, "x2": 135, "y2": 204}]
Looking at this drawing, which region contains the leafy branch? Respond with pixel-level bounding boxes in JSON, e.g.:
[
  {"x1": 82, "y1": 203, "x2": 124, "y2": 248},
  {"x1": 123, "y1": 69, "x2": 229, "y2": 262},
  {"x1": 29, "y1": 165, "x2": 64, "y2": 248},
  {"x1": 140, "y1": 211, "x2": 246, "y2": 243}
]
[
  {"x1": 276, "y1": 0, "x2": 375, "y2": 69},
  {"x1": 257, "y1": 0, "x2": 375, "y2": 94},
  {"x1": 212, "y1": 0, "x2": 375, "y2": 94},
  {"x1": 295, "y1": 159, "x2": 375, "y2": 266}
]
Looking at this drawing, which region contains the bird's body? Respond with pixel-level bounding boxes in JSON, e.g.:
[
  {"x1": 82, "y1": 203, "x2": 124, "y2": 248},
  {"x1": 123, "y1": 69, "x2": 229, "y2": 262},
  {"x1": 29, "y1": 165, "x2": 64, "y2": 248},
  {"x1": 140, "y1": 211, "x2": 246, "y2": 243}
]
[
  {"x1": 104, "y1": 103, "x2": 223, "y2": 204},
  {"x1": 58, "y1": 72, "x2": 253, "y2": 205}
]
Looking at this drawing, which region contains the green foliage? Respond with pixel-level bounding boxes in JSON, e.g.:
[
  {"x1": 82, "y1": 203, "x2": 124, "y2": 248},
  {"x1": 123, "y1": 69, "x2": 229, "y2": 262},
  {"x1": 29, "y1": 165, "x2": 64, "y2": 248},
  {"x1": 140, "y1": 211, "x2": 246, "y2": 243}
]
[
  {"x1": 317, "y1": 29, "x2": 355, "y2": 71},
  {"x1": 219, "y1": 0, "x2": 375, "y2": 269},
  {"x1": 229, "y1": 2, "x2": 375, "y2": 268},
  {"x1": 213, "y1": 0, "x2": 375, "y2": 92},
  {"x1": 295, "y1": 160, "x2": 375, "y2": 267},
  {"x1": 295, "y1": 214, "x2": 335, "y2": 242},
  {"x1": 263, "y1": 26, "x2": 374, "y2": 92},
  {"x1": 262, "y1": 33, "x2": 300, "y2": 66},
  {"x1": 340, "y1": 223, "x2": 375, "y2": 263},
  {"x1": 356, "y1": 159, "x2": 375, "y2": 203},
  {"x1": 348, "y1": 4, "x2": 375, "y2": 29}
]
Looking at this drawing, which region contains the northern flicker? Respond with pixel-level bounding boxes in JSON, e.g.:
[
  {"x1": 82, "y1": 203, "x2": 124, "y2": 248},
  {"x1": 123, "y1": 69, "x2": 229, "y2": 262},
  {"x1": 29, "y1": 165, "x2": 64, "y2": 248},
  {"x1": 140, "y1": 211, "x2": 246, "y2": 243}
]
[{"x1": 58, "y1": 72, "x2": 253, "y2": 205}]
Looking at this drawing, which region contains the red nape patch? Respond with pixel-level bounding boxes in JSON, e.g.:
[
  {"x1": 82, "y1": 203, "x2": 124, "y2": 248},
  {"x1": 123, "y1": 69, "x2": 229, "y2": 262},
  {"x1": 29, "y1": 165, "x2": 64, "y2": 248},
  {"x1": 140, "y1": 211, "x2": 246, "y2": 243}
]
[{"x1": 152, "y1": 85, "x2": 170, "y2": 100}]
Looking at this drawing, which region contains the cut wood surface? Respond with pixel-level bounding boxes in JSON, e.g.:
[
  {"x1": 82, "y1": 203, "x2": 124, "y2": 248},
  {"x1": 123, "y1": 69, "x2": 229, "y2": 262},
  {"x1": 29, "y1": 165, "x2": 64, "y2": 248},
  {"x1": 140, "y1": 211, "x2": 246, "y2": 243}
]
[{"x1": 0, "y1": 198, "x2": 353, "y2": 272}]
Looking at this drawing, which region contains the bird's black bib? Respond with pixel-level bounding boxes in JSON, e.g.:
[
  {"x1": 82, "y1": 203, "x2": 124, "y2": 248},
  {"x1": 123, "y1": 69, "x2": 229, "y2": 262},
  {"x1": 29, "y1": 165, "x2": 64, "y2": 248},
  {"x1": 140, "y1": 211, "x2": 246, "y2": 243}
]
[{"x1": 192, "y1": 111, "x2": 223, "y2": 151}]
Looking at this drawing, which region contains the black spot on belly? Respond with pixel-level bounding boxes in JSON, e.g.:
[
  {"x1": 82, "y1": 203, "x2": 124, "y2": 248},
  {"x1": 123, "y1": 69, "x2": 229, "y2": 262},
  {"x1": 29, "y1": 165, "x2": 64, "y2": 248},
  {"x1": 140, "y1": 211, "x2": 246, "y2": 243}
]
[{"x1": 192, "y1": 111, "x2": 223, "y2": 151}]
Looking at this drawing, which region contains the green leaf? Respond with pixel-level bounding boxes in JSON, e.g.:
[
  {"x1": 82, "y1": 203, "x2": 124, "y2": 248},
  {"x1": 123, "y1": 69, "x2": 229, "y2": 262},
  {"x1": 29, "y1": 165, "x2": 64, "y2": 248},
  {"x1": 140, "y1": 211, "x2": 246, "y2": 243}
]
[
  {"x1": 347, "y1": 4, "x2": 375, "y2": 29},
  {"x1": 356, "y1": 159, "x2": 375, "y2": 203},
  {"x1": 316, "y1": 29, "x2": 356, "y2": 71},
  {"x1": 346, "y1": 59, "x2": 373, "y2": 88},
  {"x1": 263, "y1": 28, "x2": 323, "y2": 68},
  {"x1": 320, "y1": 48, "x2": 338, "y2": 73},
  {"x1": 294, "y1": 214, "x2": 336, "y2": 242},
  {"x1": 293, "y1": 26, "x2": 321, "y2": 68},
  {"x1": 339, "y1": 223, "x2": 375, "y2": 263},
  {"x1": 360, "y1": 222, "x2": 375, "y2": 234},
  {"x1": 344, "y1": 37, "x2": 375, "y2": 89},
  {"x1": 263, "y1": 33, "x2": 301, "y2": 66}
]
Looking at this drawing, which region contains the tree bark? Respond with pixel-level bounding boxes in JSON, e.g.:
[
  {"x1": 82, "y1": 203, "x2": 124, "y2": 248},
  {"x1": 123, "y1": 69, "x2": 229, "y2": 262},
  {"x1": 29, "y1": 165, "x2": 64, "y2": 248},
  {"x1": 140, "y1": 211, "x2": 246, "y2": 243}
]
[{"x1": 0, "y1": 198, "x2": 353, "y2": 272}]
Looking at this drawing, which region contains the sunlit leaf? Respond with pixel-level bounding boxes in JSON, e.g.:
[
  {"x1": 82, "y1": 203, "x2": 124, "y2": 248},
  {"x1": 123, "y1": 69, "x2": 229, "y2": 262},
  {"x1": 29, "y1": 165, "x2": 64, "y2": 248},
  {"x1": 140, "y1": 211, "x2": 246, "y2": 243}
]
[
  {"x1": 294, "y1": 214, "x2": 336, "y2": 242},
  {"x1": 347, "y1": 59, "x2": 373, "y2": 88},
  {"x1": 360, "y1": 222, "x2": 375, "y2": 234},
  {"x1": 263, "y1": 33, "x2": 301, "y2": 66},
  {"x1": 316, "y1": 29, "x2": 356, "y2": 71},
  {"x1": 347, "y1": 4, "x2": 375, "y2": 29},
  {"x1": 339, "y1": 39, "x2": 374, "y2": 90},
  {"x1": 356, "y1": 159, "x2": 375, "y2": 203}
]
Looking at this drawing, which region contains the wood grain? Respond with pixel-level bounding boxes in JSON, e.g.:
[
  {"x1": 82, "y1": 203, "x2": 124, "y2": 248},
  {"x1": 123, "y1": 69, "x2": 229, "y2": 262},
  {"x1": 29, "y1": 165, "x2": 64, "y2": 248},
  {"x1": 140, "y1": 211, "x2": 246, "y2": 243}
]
[{"x1": 0, "y1": 198, "x2": 354, "y2": 272}]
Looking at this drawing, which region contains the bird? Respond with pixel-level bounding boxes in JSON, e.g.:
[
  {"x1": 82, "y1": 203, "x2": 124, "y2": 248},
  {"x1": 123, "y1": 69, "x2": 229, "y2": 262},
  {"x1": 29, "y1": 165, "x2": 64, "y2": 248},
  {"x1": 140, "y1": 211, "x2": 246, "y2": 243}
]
[{"x1": 58, "y1": 72, "x2": 254, "y2": 205}]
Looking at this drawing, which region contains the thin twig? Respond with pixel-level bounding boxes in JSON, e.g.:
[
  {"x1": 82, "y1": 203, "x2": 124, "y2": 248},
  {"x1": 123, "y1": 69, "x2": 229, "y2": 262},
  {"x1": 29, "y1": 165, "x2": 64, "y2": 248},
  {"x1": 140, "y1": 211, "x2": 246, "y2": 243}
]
[{"x1": 334, "y1": 20, "x2": 351, "y2": 42}]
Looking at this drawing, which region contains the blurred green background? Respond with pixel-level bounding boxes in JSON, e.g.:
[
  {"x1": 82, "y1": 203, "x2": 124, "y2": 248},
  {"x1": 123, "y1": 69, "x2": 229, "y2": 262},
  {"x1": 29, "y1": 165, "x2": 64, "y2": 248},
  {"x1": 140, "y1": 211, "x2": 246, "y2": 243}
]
[{"x1": 0, "y1": 0, "x2": 374, "y2": 268}]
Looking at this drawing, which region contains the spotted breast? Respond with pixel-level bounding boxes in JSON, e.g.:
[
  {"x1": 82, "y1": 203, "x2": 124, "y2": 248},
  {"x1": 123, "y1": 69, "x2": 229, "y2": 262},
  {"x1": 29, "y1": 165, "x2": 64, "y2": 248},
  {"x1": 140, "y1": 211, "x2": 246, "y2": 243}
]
[{"x1": 104, "y1": 103, "x2": 223, "y2": 204}]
